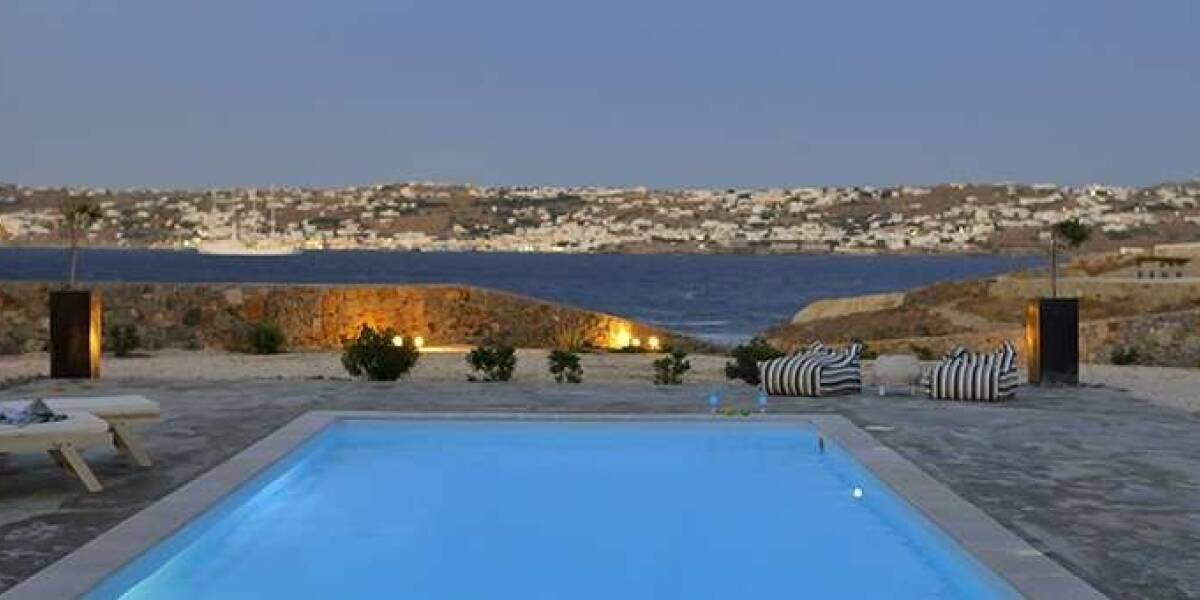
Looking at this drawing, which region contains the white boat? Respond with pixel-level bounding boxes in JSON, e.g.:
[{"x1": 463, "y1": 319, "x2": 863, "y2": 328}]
[
  {"x1": 196, "y1": 239, "x2": 301, "y2": 256},
  {"x1": 196, "y1": 205, "x2": 301, "y2": 255}
]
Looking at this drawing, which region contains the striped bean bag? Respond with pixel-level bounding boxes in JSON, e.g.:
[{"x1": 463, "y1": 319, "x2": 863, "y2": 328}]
[
  {"x1": 759, "y1": 342, "x2": 863, "y2": 397},
  {"x1": 922, "y1": 341, "x2": 1019, "y2": 402}
]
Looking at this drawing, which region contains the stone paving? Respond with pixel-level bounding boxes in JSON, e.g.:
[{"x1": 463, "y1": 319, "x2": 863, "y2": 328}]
[{"x1": 1, "y1": 377, "x2": 1199, "y2": 598}]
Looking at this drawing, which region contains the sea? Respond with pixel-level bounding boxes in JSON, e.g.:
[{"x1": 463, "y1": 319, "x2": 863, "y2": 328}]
[{"x1": 0, "y1": 248, "x2": 1039, "y2": 345}]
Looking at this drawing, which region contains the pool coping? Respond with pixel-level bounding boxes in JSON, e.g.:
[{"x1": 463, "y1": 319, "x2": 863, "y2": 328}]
[{"x1": 0, "y1": 411, "x2": 1106, "y2": 599}]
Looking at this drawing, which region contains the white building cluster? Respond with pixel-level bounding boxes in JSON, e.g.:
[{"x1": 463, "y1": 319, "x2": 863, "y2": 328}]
[{"x1": 1, "y1": 180, "x2": 1198, "y2": 253}]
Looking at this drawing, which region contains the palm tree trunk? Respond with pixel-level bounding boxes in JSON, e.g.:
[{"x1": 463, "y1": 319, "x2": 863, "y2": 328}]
[
  {"x1": 68, "y1": 230, "x2": 79, "y2": 289},
  {"x1": 1050, "y1": 232, "x2": 1058, "y2": 299}
]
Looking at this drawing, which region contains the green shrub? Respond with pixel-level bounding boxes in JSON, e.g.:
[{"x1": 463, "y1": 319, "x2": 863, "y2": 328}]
[
  {"x1": 107, "y1": 324, "x2": 140, "y2": 357},
  {"x1": 724, "y1": 336, "x2": 784, "y2": 386},
  {"x1": 341, "y1": 324, "x2": 420, "y2": 381},
  {"x1": 653, "y1": 348, "x2": 691, "y2": 385},
  {"x1": 182, "y1": 307, "x2": 203, "y2": 327},
  {"x1": 548, "y1": 348, "x2": 583, "y2": 383},
  {"x1": 1110, "y1": 346, "x2": 1139, "y2": 366},
  {"x1": 249, "y1": 321, "x2": 286, "y2": 354},
  {"x1": 1054, "y1": 218, "x2": 1092, "y2": 247},
  {"x1": 467, "y1": 344, "x2": 517, "y2": 382}
]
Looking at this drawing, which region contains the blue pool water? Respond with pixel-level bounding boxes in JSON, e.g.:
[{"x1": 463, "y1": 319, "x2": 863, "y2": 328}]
[{"x1": 88, "y1": 421, "x2": 1018, "y2": 599}]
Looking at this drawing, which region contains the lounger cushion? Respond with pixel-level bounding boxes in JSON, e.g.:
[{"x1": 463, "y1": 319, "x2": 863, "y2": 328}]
[
  {"x1": 38, "y1": 395, "x2": 161, "y2": 421},
  {"x1": 0, "y1": 411, "x2": 111, "y2": 452}
]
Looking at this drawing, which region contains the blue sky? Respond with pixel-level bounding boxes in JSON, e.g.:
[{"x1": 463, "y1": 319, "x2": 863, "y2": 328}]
[{"x1": 1, "y1": 0, "x2": 1197, "y2": 188}]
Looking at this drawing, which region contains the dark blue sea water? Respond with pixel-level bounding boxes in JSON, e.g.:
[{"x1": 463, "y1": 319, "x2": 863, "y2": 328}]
[{"x1": 0, "y1": 248, "x2": 1038, "y2": 344}]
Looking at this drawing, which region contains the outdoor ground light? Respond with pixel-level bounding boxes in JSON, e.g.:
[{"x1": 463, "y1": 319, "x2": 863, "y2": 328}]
[
  {"x1": 708, "y1": 391, "x2": 720, "y2": 413},
  {"x1": 646, "y1": 336, "x2": 660, "y2": 351},
  {"x1": 391, "y1": 335, "x2": 403, "y2": 347},
  {"x1": 852, "y1": 487, "x2": 864, "y2": 499},
  {"x1": 412, "y1": 336, "x2": 425, "y2": 349},
  {"x1": 757, "y1": 391, "x2": 768, "y2": 413}
]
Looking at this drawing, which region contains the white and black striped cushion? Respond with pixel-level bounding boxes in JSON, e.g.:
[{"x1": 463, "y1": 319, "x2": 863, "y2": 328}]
[
  {"x1": 922, "y1": 341, "x2": 1018, "y2": 402},
  {"x1": 759, "y1": 342, "x2": 863, "y2": 397}
]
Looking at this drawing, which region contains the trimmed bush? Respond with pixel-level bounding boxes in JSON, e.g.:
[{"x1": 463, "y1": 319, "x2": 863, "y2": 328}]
[
  {"x1": 653, "y1": 348, "x2": 691, "y2": 385},
  {"x1": 341, "y1": 324, "x2": 420, "y2": 381},
  {"x1": 1110, "y1": 346, "x2": 1139, "y2": 366},
  {"x1": 548, "y1": 348, "x2": 583, "y2": 383},
  {"x1": 724, "y1": 337, "x2": 784, "y2": 385},
  {"x1": 107, "y1": 324, "x2": 140, "y2": 358},
  {"x1": 249, "y1": 321, "x2": 286, "y2": 354},
  {"x1": 467, "y1": 344, "x2": 517, "y2": 382}
]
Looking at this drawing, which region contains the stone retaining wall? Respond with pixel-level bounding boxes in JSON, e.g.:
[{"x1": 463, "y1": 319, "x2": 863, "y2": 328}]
[
  {"x1": 845, "y1": 308, "x2": 1200, "y2": 367},
  {"x1": 0, "y1": 283, "x2": 702, "y2": 355},
  {"x1": 989, "y1": 276, "x2": 1200, "y2": 305}
]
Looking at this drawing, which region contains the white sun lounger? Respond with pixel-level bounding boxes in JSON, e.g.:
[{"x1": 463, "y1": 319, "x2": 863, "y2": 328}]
[
  {"x1": 2, "y1": 395, "x2": 161, "y2": 468},
  {"x1": 0, "y1": 411, "x2": 112, "y2": 492}
]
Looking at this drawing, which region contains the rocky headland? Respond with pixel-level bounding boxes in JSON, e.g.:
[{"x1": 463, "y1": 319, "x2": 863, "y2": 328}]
[{"x1": 765, "y1": 272, "x2": 1200, "y2": 367}]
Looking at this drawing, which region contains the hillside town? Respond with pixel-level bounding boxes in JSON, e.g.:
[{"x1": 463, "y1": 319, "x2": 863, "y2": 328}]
[{"x1": 1, "y1": 180, "x2": 1198, "y2": 254}]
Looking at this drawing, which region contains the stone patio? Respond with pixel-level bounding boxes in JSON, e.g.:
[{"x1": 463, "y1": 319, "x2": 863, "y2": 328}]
[{"x1": 2, "y1": 378, "x2": 1199, "y2": 598}]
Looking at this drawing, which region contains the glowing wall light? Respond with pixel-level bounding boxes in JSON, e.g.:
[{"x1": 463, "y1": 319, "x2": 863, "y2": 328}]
[
  {"x1": 608, "y1": 322, "x2": 632, "y2": 349},
  {"x1": 646, "y1": 336, "x2": 661, "y2": 351},
  {"x1": 412, "y1": 336, "x2": 425, "y2": 349}
]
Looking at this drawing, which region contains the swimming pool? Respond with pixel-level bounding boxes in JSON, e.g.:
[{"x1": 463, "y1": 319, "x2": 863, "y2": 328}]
[
  {"x1": 4, "y1": 413, "x2": 1103, "y2": 599},
  {"x1": 80, "y1": 418, "x2": 1017, "y2": 599}
]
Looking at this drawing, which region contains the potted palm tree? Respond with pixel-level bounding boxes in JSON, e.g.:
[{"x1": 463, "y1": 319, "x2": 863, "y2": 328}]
[
  {"x1": 50, "y1": 200, "x2": 103, "y2": 378},
  {"x1": 1026, "y1": 218, "x2": 1091, "y2": 385}
]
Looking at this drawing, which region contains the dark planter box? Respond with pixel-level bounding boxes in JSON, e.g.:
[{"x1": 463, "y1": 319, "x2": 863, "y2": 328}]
[
  {"x1": 50, "y1": 290, "x2": 102, "y2": 379},
  {"x1": 1025, "y1": 298, "x2": 1078, "y2": 385}
]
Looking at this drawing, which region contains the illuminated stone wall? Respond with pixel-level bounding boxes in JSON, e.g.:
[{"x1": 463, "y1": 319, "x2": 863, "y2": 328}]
[{"x1": 0, "y1": 282, "x2": 701, "y2": 354}]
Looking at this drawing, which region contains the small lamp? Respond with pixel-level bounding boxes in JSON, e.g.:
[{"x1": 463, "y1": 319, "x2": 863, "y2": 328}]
[
  {"x1": 391, "y1": 335, "x2": 404, "y2": 347},
  {"x1": 708, "y1": 391, "x2": 720, "y2": 414}
]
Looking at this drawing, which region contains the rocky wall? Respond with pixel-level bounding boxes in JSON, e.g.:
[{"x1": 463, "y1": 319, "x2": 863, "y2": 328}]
[
  {"x1": 989, "y1": 276, "x2": 1200, "y2": 305},
  {"x1": 811, "y1": 309, "x2": 1200, "y2": 368},
  {"x1": 0, "y1": 283, "x2": 701, "y2": 355}
]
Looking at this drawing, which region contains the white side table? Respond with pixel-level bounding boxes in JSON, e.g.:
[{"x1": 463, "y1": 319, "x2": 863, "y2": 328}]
[{"x1": 872, "y1": 354, "x2": 922, "y2": 396}]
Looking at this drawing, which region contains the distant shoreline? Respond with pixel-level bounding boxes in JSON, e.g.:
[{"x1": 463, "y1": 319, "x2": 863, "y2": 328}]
[
  {"x1": 0, "y1": 249, "x2": 1041, "y2": 344},
  {"x1": 0, "y1": 242, "x2": 1045, "y2": 258}
]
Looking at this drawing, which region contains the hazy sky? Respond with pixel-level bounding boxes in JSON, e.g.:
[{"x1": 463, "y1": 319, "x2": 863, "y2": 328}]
[{"x1": 2, "y1": 0, "x2": 1197, "y2": 188}]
